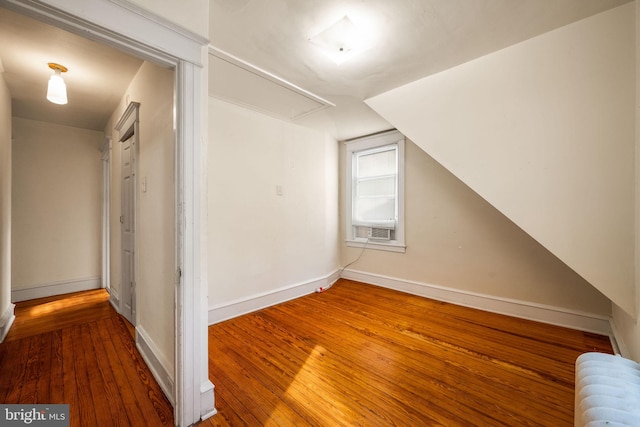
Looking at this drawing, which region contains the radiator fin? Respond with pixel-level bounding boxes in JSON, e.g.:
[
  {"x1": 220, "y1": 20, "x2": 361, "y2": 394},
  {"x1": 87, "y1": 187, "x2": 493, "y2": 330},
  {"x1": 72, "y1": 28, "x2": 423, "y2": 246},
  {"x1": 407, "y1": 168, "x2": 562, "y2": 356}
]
[{"x1": 575, "y1": 352, "x2": 640, "y2": 426}]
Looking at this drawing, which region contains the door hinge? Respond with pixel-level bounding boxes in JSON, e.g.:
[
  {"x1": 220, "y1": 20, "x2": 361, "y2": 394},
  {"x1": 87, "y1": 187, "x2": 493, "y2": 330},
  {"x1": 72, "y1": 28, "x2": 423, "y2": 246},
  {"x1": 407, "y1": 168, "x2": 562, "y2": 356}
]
[
  {"x1": 175, "y1": 267, "x2": 182, "y2": 284},
  {"x1": 120, "y1": 215, "x2": 124, "y2": 224}
]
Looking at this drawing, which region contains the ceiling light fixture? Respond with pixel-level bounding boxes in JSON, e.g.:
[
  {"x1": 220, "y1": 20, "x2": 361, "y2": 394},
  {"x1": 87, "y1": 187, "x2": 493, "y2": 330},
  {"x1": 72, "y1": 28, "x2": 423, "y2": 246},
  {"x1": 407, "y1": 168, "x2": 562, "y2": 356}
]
[
  {"x1": 309, "y1": 15, "x2": 373, "y2": 65},
  {"x1": 46, "y1": 63, "x2": 68, "y2": 105}
]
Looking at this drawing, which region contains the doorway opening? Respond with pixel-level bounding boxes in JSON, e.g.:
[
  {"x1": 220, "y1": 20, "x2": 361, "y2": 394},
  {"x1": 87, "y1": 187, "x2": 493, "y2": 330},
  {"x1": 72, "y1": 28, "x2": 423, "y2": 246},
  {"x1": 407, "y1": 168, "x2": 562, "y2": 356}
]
[{"x1": 0, "y1": 1, "x2": 213, "y2": 425}]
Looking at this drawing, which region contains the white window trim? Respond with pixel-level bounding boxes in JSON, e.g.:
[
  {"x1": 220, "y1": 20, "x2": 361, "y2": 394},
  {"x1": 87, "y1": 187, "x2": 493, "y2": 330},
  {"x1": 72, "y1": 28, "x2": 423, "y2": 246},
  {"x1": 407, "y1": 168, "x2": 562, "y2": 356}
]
[{"x1": 345, "y1": 130, "x2": 405, "y2": 253}]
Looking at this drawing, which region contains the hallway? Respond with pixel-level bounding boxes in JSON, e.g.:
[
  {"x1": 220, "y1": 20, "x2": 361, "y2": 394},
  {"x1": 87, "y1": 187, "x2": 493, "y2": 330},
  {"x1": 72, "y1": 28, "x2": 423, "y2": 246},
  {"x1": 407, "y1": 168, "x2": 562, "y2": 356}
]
[{"x1": 0, "y1": 290, "x2": 173, "y2": 426}]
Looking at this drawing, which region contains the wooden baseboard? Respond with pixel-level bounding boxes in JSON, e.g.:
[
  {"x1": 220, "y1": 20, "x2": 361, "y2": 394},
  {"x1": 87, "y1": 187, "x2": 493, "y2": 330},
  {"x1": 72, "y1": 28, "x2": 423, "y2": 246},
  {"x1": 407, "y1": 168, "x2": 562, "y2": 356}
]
[
  {"x1": 208, "y1": 269, "x2": 341, "y2": 325},
  {"x1": 11, "y1": 276, "x2": 101, "y2": 302},
  {"x1": 341, "y1": 269, "x2": 612, "y2": 336},
  {"x1": 136, "y1": 326, "x2": 175, "y2": 406},
  {"x1": 0, "y1": 303, "x2": 15, "y2": 343}
]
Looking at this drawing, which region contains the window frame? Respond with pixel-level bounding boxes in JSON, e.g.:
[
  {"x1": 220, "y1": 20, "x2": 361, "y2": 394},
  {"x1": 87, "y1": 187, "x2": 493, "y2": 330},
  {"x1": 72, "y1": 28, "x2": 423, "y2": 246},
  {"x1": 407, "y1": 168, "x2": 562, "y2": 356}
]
[{"x1": 345, "y1": 130, "x2": 405, "y2": 253}]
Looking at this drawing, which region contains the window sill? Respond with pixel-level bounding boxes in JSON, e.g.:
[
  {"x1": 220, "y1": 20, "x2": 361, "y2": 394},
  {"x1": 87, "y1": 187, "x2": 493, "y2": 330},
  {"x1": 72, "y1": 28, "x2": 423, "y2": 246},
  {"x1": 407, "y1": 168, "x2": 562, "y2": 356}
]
[{"x1": 346, "y1": 239, "x2": 406, "y2": 253}]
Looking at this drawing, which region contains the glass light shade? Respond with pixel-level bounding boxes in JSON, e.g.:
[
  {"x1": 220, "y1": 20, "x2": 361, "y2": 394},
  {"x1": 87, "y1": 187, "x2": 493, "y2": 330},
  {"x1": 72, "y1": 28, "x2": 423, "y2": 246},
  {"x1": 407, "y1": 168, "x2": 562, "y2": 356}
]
[
  {"x1": 309, "y1": 16, "x2": 373, "y2": 65},
  {"x1": 47, "y1": 72, "x2": 68, "y2": 105}
]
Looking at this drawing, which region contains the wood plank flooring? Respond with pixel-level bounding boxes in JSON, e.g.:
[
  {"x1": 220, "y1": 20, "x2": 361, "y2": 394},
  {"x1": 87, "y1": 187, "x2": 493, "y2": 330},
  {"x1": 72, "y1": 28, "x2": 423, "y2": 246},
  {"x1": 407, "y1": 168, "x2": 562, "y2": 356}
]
[
  {"x1": 0, "y1": 290, "x2": 173, "y2": 427},
  {"x1": 1, "y1": 281, "x2": 614, "y2": 427},
  {"x1": 201, "y1": 279, "x2": 613, "y2": 427}
]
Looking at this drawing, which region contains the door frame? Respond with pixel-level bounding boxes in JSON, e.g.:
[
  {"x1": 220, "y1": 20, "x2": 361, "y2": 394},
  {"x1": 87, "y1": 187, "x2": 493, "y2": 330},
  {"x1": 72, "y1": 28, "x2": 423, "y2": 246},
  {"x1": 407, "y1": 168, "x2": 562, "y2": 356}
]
[
  {"x1": 100, "y1": 136, "x2": 111, "y2": 293},
  {"x1": 0, "y1": 1, "x2": 214, "y2": 425},
  {"x1": 115, "y1": 102, "x2": 139, "y2": 325}
]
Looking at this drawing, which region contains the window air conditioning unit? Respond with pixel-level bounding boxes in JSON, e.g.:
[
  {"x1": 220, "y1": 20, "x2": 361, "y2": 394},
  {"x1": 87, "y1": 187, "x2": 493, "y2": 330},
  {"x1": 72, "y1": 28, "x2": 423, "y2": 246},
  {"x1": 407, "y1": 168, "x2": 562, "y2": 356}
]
[{"x1": 355, "y1": 226, "x2": 392, "y2": 241}]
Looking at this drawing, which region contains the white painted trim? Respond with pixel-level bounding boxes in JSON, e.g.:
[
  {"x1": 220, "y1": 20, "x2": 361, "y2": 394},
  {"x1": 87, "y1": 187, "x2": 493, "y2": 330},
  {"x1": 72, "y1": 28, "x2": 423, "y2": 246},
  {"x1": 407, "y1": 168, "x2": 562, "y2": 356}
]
[
  {"x1": 11, "y1": 276, "x2": 101, "y2": 302},
  {"x1": 341, "y1": 269, "x2": 612, "y2": 336},
  {"x1": 345, "y1": 239, "x2": 406, "y2": 253},
  {"x1": 0, "y1": 0, "x2": 204, "y2": 67},
  {"x1": 609, "y1": 319, "x2": 630, "y2": 358},
  {"x1": 108, "y1": 0, "x2": 208, "y2": 48},
  {"x1": 101, "y1": 136, "x2": 112, "y2": 292},
  {"x1": 208, "y1": 270, "x2": 341, "y2": 325},
  {"x1": 116, "y1": 102, "x2": 140, "y2": 325},
  {"x1": 136, "y1": 326, "x2": 175, "y2": 406},
  {"x1": 108, "y1": 287, "x2": 120, "y2": 312},
  {"x1": 175, "y1": 60, "x2": 216, "y2": 423},
  {"x1": 0, "y1": 303, "x2": 15, "y2": 343},
  {"x1": 344, "y1": 130, "x2": 406, "y2": 251},
  {"x1": 200, "y1": 382, "x2": 217, "y2": 421},
  {"x1": 114, "y1": 101, "x2": 140, "y2": 136},
  {"x1": 208, "y1": 45, "x2": 336, "y2": 118}
]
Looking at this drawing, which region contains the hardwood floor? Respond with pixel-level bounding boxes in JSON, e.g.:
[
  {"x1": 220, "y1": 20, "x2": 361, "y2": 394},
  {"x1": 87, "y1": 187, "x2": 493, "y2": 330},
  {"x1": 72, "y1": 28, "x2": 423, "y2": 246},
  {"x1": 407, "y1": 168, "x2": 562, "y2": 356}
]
[
  {"x1": 0, "y1": 289, "x2": 173, "y2": 427},
  {"x1": 1, "y1": 281, "x2": 614, "y2": 427},
  {"x1": 201, "y1": 279, "x2": 613, "y2": 427}
]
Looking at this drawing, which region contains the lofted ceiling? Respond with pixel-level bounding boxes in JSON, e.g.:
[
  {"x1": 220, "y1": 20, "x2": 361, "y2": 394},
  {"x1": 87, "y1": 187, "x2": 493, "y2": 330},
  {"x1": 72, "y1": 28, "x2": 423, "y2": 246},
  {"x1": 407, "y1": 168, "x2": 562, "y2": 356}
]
[{"x1": 0, "y1": 0, "x2": 632, "y2": 138}]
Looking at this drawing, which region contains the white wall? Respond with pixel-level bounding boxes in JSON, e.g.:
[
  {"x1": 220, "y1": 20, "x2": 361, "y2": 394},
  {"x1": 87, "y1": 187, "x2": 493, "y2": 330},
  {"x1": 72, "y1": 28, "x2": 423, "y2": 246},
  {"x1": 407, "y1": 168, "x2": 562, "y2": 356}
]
[
  {"x1": 11, "y1": 118, "x2": 102, "y2": 298},
  {"x1": 613, "y1": 307, "x2": 640, "y2": 360},
  {"x1": 105, "y1": 61, "x2": 176, "y2": 382},
  {"x1": 610, "y1": 0, "x2": 640, "y2": 362},
  {"x1": 340, "y1": 138, "x2": 611, "y2": 318},
  {"x1": 207, "y1": 98, "x2": 339, "y2": 320},
  {"x1": 366, "y1": 3, "x2": 635, "y2": 316},
  {"x1": 0, "y1": 71, "x2": 12, "y2": 340}
]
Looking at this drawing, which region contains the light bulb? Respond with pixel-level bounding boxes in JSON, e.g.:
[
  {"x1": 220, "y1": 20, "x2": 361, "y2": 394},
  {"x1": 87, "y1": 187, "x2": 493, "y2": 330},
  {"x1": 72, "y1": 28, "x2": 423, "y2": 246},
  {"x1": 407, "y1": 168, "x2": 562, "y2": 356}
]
[{"x1": 47, "y1": 70, "x2": 68, "y2": 105}]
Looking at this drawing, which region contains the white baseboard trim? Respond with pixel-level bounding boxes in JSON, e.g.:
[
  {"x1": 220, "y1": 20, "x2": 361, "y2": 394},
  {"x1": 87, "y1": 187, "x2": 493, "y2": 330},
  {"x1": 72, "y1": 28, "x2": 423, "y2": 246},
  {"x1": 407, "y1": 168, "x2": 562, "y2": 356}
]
[
  {"x1": 108, "y1": 288, "x2": 120, "y2": 312},
  {"x1": 200, "y1": 381, "x2": 217, "y2": 421},
  {"x1": 208, "y1": 269, "x2": 341, "y2": 325},
  {"x1": 341, "y1": 269, "x2": 612, "y2": 336},
  {"x1": 12, "y1": 276, "x2": 101, "y2": 302},
  {"x1": 136, "y1": 326, "x2": 175, "y2": 407},
  {"x1": 608, "y1": 319, "x2": 629, "y2": 357},
  {"x1": 0, "y1": 303, "x2": 15, "y2": 343}
]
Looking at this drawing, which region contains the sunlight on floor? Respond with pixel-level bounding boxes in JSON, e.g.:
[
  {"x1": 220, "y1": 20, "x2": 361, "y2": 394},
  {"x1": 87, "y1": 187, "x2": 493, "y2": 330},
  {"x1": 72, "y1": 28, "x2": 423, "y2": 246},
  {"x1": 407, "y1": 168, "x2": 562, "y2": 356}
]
[
  {"x1": 26, "y1": 291, "x2": 108, "y2": 317},
  {"x1": 28, "y1": 299, "x2": 82, "y2": 317},
  {"x1": 264, "y1": 344, "x2": 361, "y2": 426}
]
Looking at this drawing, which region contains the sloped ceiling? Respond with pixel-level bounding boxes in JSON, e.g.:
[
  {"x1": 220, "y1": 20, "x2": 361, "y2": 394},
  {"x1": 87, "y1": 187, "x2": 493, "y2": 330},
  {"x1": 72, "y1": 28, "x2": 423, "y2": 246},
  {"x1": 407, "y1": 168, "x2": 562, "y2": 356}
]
[
  {"x1": 0, "y1": 1, "x2": 631, "y2": 137},
  {"x1": 209, "y1": 0, "x2": 631, "y2": 141},
  {"x1": 366, "y1": 3, "x2": 636, "y2": 315}
]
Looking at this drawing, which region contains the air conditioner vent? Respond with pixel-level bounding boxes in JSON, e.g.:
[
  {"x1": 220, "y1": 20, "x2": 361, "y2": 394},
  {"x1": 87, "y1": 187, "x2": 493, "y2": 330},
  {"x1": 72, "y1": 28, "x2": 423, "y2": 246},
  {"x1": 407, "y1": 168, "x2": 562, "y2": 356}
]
[
  {"x1": 354, "y1": 226, "x2": 392, "y2": 241},
  {"x1": 370, "y1": 227, "x2": 391, "y2": 240}
]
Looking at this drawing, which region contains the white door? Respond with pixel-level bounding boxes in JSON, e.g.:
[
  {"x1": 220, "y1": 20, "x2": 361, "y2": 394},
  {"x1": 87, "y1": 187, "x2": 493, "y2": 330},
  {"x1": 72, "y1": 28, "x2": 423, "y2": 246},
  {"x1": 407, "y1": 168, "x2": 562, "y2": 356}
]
[{"x1": 121, "y1": 134, "x2": 136, "y2": 324}]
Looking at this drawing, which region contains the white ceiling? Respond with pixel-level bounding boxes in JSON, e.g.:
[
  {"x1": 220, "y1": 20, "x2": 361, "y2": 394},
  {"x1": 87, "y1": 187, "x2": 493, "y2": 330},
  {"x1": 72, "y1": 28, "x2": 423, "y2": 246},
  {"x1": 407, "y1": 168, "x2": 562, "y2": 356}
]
[
  {"x1": 0, "y1": 0, "x2": 631, "y2": 138},
  {"x1": 210, "y1": 0, "x2": 631, "y2": 140},
  {"x1": 0, "y1": 6, "x2": 143, "y2": 131}
]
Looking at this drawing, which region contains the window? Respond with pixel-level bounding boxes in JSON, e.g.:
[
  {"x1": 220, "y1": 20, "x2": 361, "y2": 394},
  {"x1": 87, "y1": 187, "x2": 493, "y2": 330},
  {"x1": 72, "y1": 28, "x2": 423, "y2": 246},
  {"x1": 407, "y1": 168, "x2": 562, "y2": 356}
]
[{"x1": 345, "y1": 130, "x2": 405, "y2": 252}]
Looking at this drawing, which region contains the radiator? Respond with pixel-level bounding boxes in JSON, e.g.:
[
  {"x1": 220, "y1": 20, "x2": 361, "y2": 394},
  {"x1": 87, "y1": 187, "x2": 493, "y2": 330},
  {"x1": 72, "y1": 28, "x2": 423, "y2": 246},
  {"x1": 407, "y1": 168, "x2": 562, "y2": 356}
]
[{"x1": 575, "y1": 352, "x2": 640, "y2": 427}]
